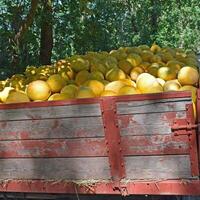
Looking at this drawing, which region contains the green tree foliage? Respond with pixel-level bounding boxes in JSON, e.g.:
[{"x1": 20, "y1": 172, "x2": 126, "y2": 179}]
[{"x1": 0, "y1": 0, "x2": 200, "y2": 78}]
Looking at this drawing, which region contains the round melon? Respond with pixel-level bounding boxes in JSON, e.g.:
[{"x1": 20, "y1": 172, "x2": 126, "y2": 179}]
[
  {"x1": 0, "y1": 87, "x2": 15, "y2": 102},
  {"x1": 163, "y1": 80, "x2": 181, "y2": 92},
  {"x1": 118, "y1": 59, "x2": 133, "y2": 74},
  {"x1": 126, "y1": 53, "x2": 142, "y2": 67},
  {"x1": 136, "y1": 73, "x2": 163, "y2": 94},
  {"x1": 118, "y1": 86, "x2": 140, "y2": 96},
  {"x1": 105, "y1": 68, "x2": 126, "y2": 82},
  {"x1": 76, "y1": 86, "x2": 96, "y2": 99},
  {"x1": 178, "y1": 66, "x2": 199, "y2": 86},
  {"x1": 147, "y1": 63, "x2": 160, "y2": 77},
  {"x1": 157, "y1": 67, "x2": 177, "y2": 81},
  {"x1": 101, "y1": 90, "x2": 117, "y2": 97},
  {"x1": 75, "y1": 70, "x2": 90, "y2": 86},
  {"x1": 130, "y1": 69, "x2": 140, "y2": 81},
  {"x1": 27, "y1": 80, "x2": 51, "y2": 101},
  {"x1": 89, "y1": 71, "x2": 104, "y2": 81},
  {"x1": 90, "y1": 62, "x2": 107, "y2": 75},
  {"x1": 166, "y1": 60, "x2": 184, "y2": 72},
  {"x1": 120, "y1": 79, "x2": 136, "y2": 87},
  {"x1": 83, "y1": 80, "x2": 105, "y2": 96},
  {"x1": 6, "y1": 91, "x2": 30, "y2": 103},
  {"x1": 156, "y1": 78, "x2": 166, "y2": 87},
  {"x1": 47, "y1": 74, "x2": 66, "y2": 93},
  {"x1": 150, "y1": 44, "x2": 161, "y2": 53},
  {"x1": 104, "y1": 81, "x2": 126, "y2": 93},
  {"x1": 48, "y1": 93, "x2": 72, "y2": 101},
  {"x1": 140, "y1": 50, "x2": 154, "y2": 62},
  {"x1": 60, "y1": 84, "x2": 78, "y2": 98},
  {"x1": 179, "y1": 85, "x2": 197, "y2": 103}
]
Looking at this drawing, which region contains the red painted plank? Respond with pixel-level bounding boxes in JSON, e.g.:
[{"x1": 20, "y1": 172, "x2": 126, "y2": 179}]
[
  {"x1": 0, "y1": 138, "x2": 107, "y2": 158},
  {"x1": 121, "y1": 135, "x2": 189, "y2": 155},
  {"x1": 100, "y1": 98, "x2": 125, "y2": 181},
  {"x1": 0, "y1": 180, "x2": 200, "y2": 195}
]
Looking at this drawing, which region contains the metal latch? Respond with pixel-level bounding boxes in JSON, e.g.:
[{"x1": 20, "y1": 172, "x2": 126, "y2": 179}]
[{"x1": 171, "y1": 119, "x2": 198, "y2": 136}]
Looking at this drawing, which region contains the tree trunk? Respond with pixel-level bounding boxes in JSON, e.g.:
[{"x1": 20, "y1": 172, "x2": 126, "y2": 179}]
[
  {"x1": 39, "y1": 0, "x2": 53, "y2": 65},
  {"x1": 11, "y1": 0, "x2": 39, "y2": 72}
]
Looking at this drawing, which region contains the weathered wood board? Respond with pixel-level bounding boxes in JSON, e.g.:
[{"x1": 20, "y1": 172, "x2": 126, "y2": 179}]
[
  {"x1": 125, "y1": 155, "x2": 191, "y2": 179},
  {"x1": 0, "y1": 157, "x2": 110, "y2": 180},
  {"x1": 0, "y1": 117, "x2": 104, "y2": 140}
]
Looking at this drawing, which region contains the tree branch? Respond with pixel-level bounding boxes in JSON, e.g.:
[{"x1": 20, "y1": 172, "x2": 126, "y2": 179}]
[{"x1": 14, "y1": 0, "x2": 39, "y2": 43}]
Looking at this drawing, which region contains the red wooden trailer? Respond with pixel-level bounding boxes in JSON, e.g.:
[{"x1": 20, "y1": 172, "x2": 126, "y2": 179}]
[{"x1": 0, "y1": 89, "x2": 199, "y2": 197}]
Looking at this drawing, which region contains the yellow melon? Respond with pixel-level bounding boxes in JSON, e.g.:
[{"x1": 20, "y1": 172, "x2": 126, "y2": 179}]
[
  {"x1": 27, "y1": 80, "x2": 51, "y2": 101},
  {"x1": 156, "y1": 78, "x2": 166, "y2": 87},
  {"x1": 157, "y1": 67, "x2": 177, "y2": 81},
  {"x1": 5, "y1": 91, "x2": 30, "y2": 103},
  {"x1": 166, "y1": 60, "x2": 184, "y2": 72},
  {"x1": 0, "y1": 87, "x2": 16, "y2": 102},
  {"x1": 120, "y1": 79, "x2": 137, "y2": 87},
  {"x1": 139, "y1": 62, "x2": 151, "y2": 71},
  {"x1": 75, "y1": 70, "x2": 90, "y2": 86},
  {"x1": 47, "y1": 74, "x2": 66, "y2": 93},
  {"x1": 163, "y1": 80, "x2": 181, "y2": 92},
  {"x1": 90, "y1": 62, "x2": 107, "y2": 75},
  {"x1": 48, "y1": 93, "x2": 72, "y2": 101},
  {"x1": 136, "y1": 73, "x2": 163, "y2": 94},
  {"x1": 70, "y1": 57, "x2": 90, "y2": 72},
  {"x1": 60, "y1": 84, "x2": 78, "y2": 98},
  {"x1": 105, "y1": 68, "x2": 126, "y2": 81},
  {"x1": 138, "y1": 45, "x2": 150, "y2": 50},
  {"x1": 178, "y1": 66, "x2": 199, "y2": 86},
  {"x1": 83, "y1": 80, "x2": 105, "y2": 96},
  {"x1": 118, "y1": 59, "x2": 133, "y2": 74},
  {"x1": 150, "y1": 55, "x2": 162, "y2": 63},
  {"x1": 126, "y1": 53, "x2": 142, "y2": 67},
  {"x1": 89, "y1": 71, "x2": 104, "y2": 81},
  {"x1": 101, "y1": 90, "x2": 117, "y2": 97},
  {"x1": 130, "y1": 69, "x2": 140, "y2": 81},
  {"x1": 150, "y1": 44, "x2": 161, "y2": 53},
  {"x1": 76, "y1": 86, "x2": 96, "y2": 99},
  {"x1": 160, "y1": 52, "x2": 174, "y2": 63},
  {"x1": 118, "y1": 86, "x2": 140, "y2": 96},
  {"x1": 140, "y1": 50, "x2": 154, "y2": 62},
  {"x1": 104, "y1": 81, "x2": 126, "y2": 93},
  {"x1": 179, "y1": 85, "x2": 197, "y2": 103},
  {"x1": 147, "y1": 63, "x2": 160, "y2": 77}
]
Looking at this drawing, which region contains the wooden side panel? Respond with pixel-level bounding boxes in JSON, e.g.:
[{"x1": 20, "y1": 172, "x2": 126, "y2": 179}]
[
  {"x1": 118, "y1": 112, "x2": 186, "y2": 136},
  {"x1": 125, "y1": 155, "x2": 191, "y2": 179},
  {"x1": 117, "y1": 98, "x2": 191, "y2": 114},
  {"x1": 0, "y1": 157, "x2": 110, "y2": 180},
  {"x1": 0, "y1": 138, "x2": 107, "y2": 158},
  {"x1": 121, "y1": 135, "x2": 189, "y2": 155},
  {"x1": 0, "y1": 117, "x2": 104, "y2": 141},
  {"x1": 0, "y1": 103, "x2": 101, "y2": 121}
]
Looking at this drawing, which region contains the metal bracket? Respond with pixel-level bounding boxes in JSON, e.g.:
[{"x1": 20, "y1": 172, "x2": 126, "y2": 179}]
[{"x1": 171, "y1": 119, "x2": 198, "y2": 136}]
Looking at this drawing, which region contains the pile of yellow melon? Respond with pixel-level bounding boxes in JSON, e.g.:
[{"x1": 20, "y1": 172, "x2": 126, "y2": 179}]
[{"x1": 0, "y1": 44, "x2": 199, "y2": 105}]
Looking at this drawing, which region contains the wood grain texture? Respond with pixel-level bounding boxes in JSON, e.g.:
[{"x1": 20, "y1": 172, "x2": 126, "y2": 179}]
[
  {"x1": 0, "y1": 117, "x2": 104, "y2": 141},
  {"x1": 118, "y1": 112, "x2": 186, "y2": 136},
  {"x1": 0, "y1": 157, "x2": 110, "y2": 180},
  {"x1": 0, "y1": 138, "x2": 107, "y2": 158},
  {"x1": 117, "y1": 98, "x2": 191, "y2": 114},
  {"x1": 121, "y1": 135, "x2": 189, "y2": 155},
  {"x1": 0, "y1": 103, "x2": 101, "y2": 121},
  {"x1": 125, "y1": 155, "x2": 191, "y2": 179}
]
